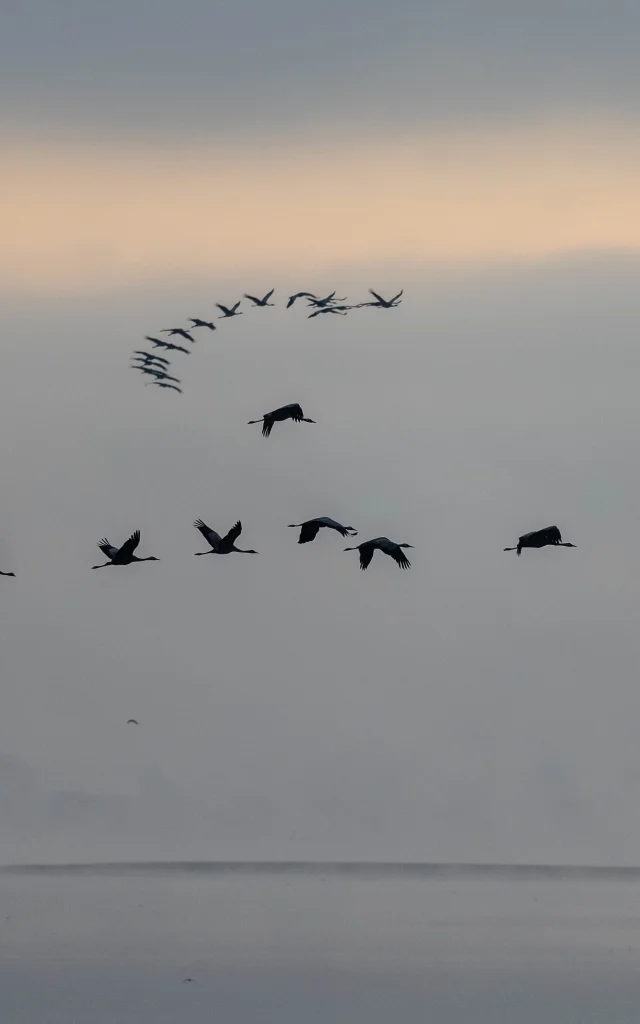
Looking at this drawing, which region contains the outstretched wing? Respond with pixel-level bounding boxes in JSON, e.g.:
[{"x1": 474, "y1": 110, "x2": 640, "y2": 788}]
[
  {"x1": 368, "y1": 289, "x2": 385, "y2": 303},
  {"x1": 193, "y1": 519, "x2": 221, "y2": 548},
  {"x1": 230, "y1": 302, "x2": 241, "y2": 313},
  {"x1": 298, "y1": 521, "x2": 321, "y2": 544},
  {"x1": 286, "y1": 292, "x2": 315, "y2": 308},
  {"x1": 390, "y1": 289, "x2": 403, "y2": 303},
  {"x1": 98, "y1": 538, "x2": 119, "y2": 559},
  {"x1": 243, "y1": 294, "x2": 261, "y2": 304},
  {"x1": 222, "y1": 521, "x2": 242, "y2": 546},
  {"x1": 117, "y1": 530, "x2": 141, "y2": 561},
  {"x1": 359, "y1": 544, "x2": 375, "y2": 570},
  {"x1": 216, "y1": 304, "x2": 230, "y2": 315},
  {"x1": 262, "y1": 288, "x2": 274, "y2": 302},
  {"x1": 389, "y1": 546, "x2": 411, "y2": 570},
  {"x1": 262, "y1": 416, "x2": 274, "y2": 437}
]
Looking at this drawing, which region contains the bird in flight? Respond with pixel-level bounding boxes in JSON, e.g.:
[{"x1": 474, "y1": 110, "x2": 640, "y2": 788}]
[
  {"x1": 305, "y1": 291, "x2": 344, "y2": 308},
  {"x1": 127, "y1": 719, "x2": 139, "y2": 725},
  {"x1": 92, "y1": 530, "x2": 160, "y2": 569},
  {"x1": 193, "y1": 519, "x2": 258, "y2": 555},
  {"x1": 288, "y1": 517, "x2": 358, "y2": 544},
  {"x1": 147, "y1": 381, "x2": 183, "y2": 393},
  {"x1": 145, "y1": 370, "x2": 181, "y2": 383},
  {"x1": 146, "y1": 336, "x2": 190, "y2": 354},
  {"x1": 162, "y1": 328, "x2": 195, "y2": 342},
  {"x1": 307, "y1": 305, "x2": 351, "y2": 318},
  {"x1": 286, "y1": 291, "x2": 318, "y2": 308},
  {"x1": 288, "y1": 520, "x2": 356, "y2": 544},
  {"x1": 248, "y1": 403, "x2": 316, "y2": 438},
  {"x1": 136, "y1": 365, "x2": 169, "y2": 377},
  {"x1": 359, "y1": 289, "x2": 403, "y2": 308},
  {"x1": 216, "y1": 302, "x2": 243, "y2": 318},
  {"x1": 503, "y1": 525, "x2": 576, "y2": 556},
  {"x1": 188, "y1": 318, "x2": 216, "y2": 330},
  {"x1": 244, "y1": 289, "x2": 275, "y2": 307},
  {"x1": 344, "y1": 537, "x2": 413, "y2": 570},
  {"x1": 0, "y1": 569, "x2": 15, "y2": 577},
  {"x1": 131, "y1": 351, "x2": 170, "y2": 366}
]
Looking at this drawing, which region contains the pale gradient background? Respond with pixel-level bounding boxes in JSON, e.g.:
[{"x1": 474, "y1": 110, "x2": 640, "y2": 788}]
[
  {"x1": 2, "y1": 0, "x2": 640, "y2": 866},
  {"x1": 4, "y1": 1, "x2": 640, "y2": 1019}
]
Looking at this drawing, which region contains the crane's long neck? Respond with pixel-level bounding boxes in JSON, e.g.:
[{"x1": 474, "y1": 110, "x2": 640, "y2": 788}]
[{"x1": 91, "y1": 562, "x2": 112, "y2": 569}]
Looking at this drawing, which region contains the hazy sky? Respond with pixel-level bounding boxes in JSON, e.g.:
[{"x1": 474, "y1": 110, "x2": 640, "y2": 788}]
[{"x1": 2, "y1": 0, "x2": 640, "y2": 868}]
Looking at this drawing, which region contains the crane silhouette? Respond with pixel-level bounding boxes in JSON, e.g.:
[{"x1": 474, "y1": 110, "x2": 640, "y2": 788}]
[
  {"x1": 162, "y1": 328, "x2": 195, "y2": 342},
  {"x1": 92, "y1": 530, "x2": 160, "y2": 569},
  {"x1": 504, "y1": 525, "x2": 576, "y2": 555},
  {"x1": 244, "y1": 289, "x2": 275, "y2": 307},
  {"x1": 216, "y1": 302, "x2": 242, "y2": 318},
  {"x1": 193, "y1": 519, "x2": 258, "y2": 554},
  {"x1": 248, "y1": 403, "x2": 315, "y2": 437},
  {"x1": 344, "y1": 537, "x2": 413, "y2": 570},
  {"x1": 188, "y1": 318, "x2": 216, "y2": 330},
  {"x1": 288, "y1": 517, "x2": 357, "y2": 544},
  {"x1": 358, "y1": 289, "x2": 403, "y2": 308}
]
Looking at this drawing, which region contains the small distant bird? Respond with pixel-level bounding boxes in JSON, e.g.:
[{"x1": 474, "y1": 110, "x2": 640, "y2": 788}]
[
  {"x1": 504, "y1": 525, "x2": 576, "y2": 556},
  {"x1": 359, "y1": 289, "x2": 403, "y2": 308},
  {"x1": 146, "y1": 336, "x2": 190, "y2": 354},
  {"x1": 344, "y1": 537, "x2": 413, "y2": 570},
  {"x1": 147, "y1": 381, "x2": 183, "y2": 393},
  {"x1": 288, "y1": 517, "x2": 358, "y2": 544},
  {"x1": 92, "y1": 530, "x2": 160, "y2": 569},
  {"x1": 244, "y1": 289, "x2": 275, "y2": 307},
  {"x1": 136, "y1": 366, "x2": 167, "y2": 377},
  {"x1": 188, "y1": 318, "x2": 216, "y2": 330},
  {"x1": 146, "y1": 371, "x2": 180, "y2": 383},
  {"x1": 127, "y1": 719, "x2": 139, "y2": 725},
  {"x1": 248, "y1": 403, "x2": 315, "y2": 438},
  {"x1": 0, "y1": 570, "x2": 15, "y2": 577},
  {"x1": 132, "y1": 351, "x2": 170, "y2": 366},
  {"x1": 306, "y1": 291, "x2": 347, "y2": 308},
  {"x1": 286, "y1": 291, "x2": 318, "y2": 308},
  {"x1": 307, "y1": 305, "x2": 351, "y2": 318},
  {"x1": 193, "y1": 519, "x2": 258, "y2": 555},
  {"x1": 162, "y1": 328, "x2": 195, "y2": 342},
  {"x1": 216, "y1": 302, "x2": 242, "y2": 318},
  {"x1": 182, "y1": 978, "x2": 197, "y2": 984}
]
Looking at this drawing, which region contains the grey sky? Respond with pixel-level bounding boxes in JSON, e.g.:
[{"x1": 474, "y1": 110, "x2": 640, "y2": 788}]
[
  {"x1": 3, "y1": 0, "x2": 640, "y2": 136},
  {"x1": 1, "y1": 253, "x2": 640, "y2": 865}
]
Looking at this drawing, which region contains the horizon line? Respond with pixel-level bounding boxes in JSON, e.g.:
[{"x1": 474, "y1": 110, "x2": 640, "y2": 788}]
[{"x1": 5, "y1": 860, "x2": 640, "y2": 880}]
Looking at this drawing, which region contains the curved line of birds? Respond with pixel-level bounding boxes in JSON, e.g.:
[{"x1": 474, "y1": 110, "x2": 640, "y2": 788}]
[
  {"x1": 0, "y1": 287, "x2": 575, "y2": 575},
  {"x1": 130, "y1": 287, "x2": 404, "y2": 394}
]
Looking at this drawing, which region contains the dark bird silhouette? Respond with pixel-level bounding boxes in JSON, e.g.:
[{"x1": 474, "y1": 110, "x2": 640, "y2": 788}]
[
  {"x1": 305, "y1": 291, "x2": 344, "y2": 308},
  {"x1": 162, "y1": 328, "x2": 195, "y2": 342},
  {"x1": 288, "y1": 517, "x2": 358, "y2": 544},
  {"x1": 132, "y1": 351, "x2": 170, "y2": 365},
  {"x1": 307, "y1": 305, "x2": 351, "y2": 318},
  {"x1": 0, "y1": 570, "x2": 15, "y2": 577},
  {"x1": 188, "y1": 318, "x2": 216, "y2": 330},
  {"x1": 248, "y1": 403, "x2": 315, "y2": 437},
  {"x1": 182, "y1": 978, "x2": 197, "y2": 984},
  {"x1": 127, "y1": 719, "x2": 139, "y2": 725},
  {"x1": 146, "y1": 336, "x2": 190, "y2": 354},
  {"x1": 135, "y1": 365, "x2": 167, "y2": 377},
  {"x1": 504, "y1": 525, "x2": 576, "y2": 556},
  {"x1": 92, "y1": 530, "x2": 160, "y2": 569},
  {"x1": 286, "y1": 291, "x2": 318, "y2": 308},
  {"x1": 147, "y1": 381, "x2": 183, "y2": 393},
  {"x1": 145, "y1": 370, "x2": 180, "y2": 382},
  {"x1": 216, "y1": 302, "x2": 243, "y2": 318},
  {"x1": 358, "y1": 289, "x2": 403, "y2": 308},
  {"x1": 344, "y1": 537, "x2": 413, "y2": 570},
  {"x1": 194, "y1": 519, "x2": 258, "y2": 555},
  {"x1": 244, "y1": 289, "x2": 275, "y2": 306}
]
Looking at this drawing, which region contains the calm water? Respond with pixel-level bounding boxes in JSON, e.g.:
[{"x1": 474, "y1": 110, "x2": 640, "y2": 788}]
[{"x1": 2, "y1": 864, "x2": 640, "y2": 1022}]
